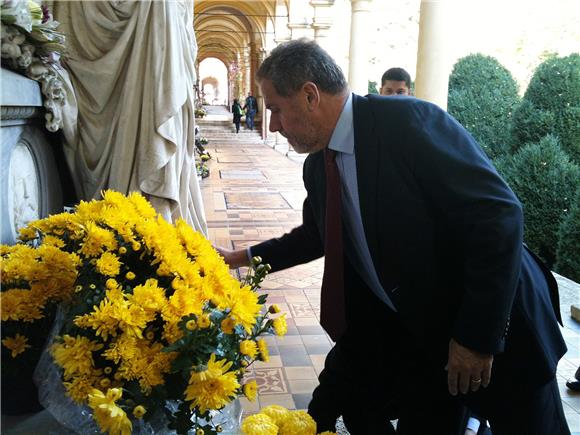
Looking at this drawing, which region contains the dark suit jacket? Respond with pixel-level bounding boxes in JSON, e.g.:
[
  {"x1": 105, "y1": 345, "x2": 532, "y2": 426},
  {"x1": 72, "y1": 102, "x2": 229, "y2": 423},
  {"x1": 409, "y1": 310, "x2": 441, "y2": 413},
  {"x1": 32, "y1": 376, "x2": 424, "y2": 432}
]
[{"x1": 252, "y1": 94, "x2": 567, "y2": 390}]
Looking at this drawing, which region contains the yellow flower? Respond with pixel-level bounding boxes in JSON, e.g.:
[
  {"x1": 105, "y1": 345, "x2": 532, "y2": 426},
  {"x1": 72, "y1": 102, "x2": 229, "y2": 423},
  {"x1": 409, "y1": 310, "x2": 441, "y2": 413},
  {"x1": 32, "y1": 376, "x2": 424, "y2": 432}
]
[
  {"x1": 278, "y1": 410, "x2": 317, "y2": 435},
  {"x1": 272, "y1": 315, "x2": 288, "y2": 336},
  {"x1": 2, "y1": 333, "x2": 31, "y2": 357},
  {"x1": 96, "y1": 252, "x2": 122, "y2": 277},
  {"x1": 318, "y1": 432, "x2": 337, "y2": 435},
  {"x1": 239, "y1": 340, "x2": 258, "y2": 358},
  {"x1": 18, "y1": 226, "x2": 38, "y2": 241},
  {"x1": 51, "y1": 335, "x2": 103, "y2": 379},
  {"x1": 63, "y1": 374, "x2": 100, "y2": 404},
  {"x1": 125, "y1": 271, "x2": 136, "y2": 280},
  {"x1": 118, "y1": 247, "x2": 127, "y2": 255},
  {"x1": 243, "y1": 380, "x2": 258, "y2": 401},
  {"x1": 260, "y1": 405, "x2": 290, "y2": 426},
  {"x1": 106, "y1": 279, "x2": 118, "y2": 289},
  {"x1": 42, "y1": 235, "x2": 65, "y2": 248},
  {"x1": 88, "y1": 388, "x2": 132, "y2": 435},
  {"x1": 196, "y1": 429, "x2": 205, "y2": 435},
  {"x1": 257, "y1": 338, "x2": 269, "y2": 362},
  {"x1": 268, "y1": 304, "x2": 281, "y2": 314},
  {"x1": 186, "y1": 320, "x2": 197, "y2": 331},
  {"x1": 185, "y1": 354, "x2": 240, "y2": 414},
  {"x1": 220, "y1": 317, "x2": 235, "y2": 334},
  {"x1": 79, "y1": 222, "x2": 117, "y2": 258},
  {"x1": 241, "y1": 413, "x2": 278, "y2": 435},
  {"x1": 133, "y1": 405, "x2": 146, "y2": 418},
  {"x1": 197, "y1": 314, "x2": 211, "y2": 329}
]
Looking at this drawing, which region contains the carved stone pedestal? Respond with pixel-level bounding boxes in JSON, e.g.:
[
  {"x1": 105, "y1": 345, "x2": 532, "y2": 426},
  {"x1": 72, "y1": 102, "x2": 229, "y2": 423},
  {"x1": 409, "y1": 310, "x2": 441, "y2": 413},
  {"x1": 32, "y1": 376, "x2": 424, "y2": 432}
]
[{"x1": 1, "y1": 68, "x2": 63, "y2": 245}]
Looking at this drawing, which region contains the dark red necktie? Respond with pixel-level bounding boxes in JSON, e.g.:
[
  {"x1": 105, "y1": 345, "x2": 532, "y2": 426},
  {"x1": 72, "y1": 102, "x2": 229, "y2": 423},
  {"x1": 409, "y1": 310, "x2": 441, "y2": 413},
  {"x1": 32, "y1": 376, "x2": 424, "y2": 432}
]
[{"x1": 320, "y1": 148, "x2": 346, "y2": 341}]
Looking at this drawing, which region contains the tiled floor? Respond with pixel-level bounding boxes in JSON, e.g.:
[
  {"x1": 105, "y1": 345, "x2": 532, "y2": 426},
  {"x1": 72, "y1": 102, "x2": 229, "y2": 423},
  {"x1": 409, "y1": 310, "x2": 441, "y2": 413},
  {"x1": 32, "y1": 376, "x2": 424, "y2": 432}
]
[{"x1": 199, "y1": 106, "x2": 580, "y2": 433}]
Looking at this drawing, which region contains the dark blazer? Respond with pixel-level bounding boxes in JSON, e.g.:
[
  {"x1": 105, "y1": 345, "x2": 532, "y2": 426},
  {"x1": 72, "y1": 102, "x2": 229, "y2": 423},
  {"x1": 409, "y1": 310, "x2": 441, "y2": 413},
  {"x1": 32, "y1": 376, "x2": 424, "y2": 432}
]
[{"x1": 252, "y1": 94, "x2": 566, "y2": 390}]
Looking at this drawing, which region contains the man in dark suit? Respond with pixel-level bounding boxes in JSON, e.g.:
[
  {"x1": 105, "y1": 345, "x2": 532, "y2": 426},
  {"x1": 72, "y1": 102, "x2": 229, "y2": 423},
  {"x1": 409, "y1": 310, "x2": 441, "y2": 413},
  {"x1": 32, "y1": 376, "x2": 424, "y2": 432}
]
[
  {"x1": 218, "y1": 39, "x2": 570, "y2": 435},
  {"x1": 243, "y1": 92, "x2": 258, "y2": 130}
]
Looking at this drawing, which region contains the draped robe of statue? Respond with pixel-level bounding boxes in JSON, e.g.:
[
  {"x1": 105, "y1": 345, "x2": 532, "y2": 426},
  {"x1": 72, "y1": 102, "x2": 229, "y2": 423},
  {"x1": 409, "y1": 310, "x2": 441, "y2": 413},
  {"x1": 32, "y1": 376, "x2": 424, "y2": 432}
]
[{"x1": 52, "y1": 0, "x2": 207, "y2": 235}]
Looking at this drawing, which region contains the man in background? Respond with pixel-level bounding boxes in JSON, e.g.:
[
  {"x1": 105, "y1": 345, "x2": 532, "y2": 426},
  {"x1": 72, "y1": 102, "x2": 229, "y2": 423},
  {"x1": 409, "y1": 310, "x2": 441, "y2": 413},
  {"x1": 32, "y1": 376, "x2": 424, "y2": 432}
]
[
  {"x1": 380, "y1": 67, "x2": 412, "y2": 96},
  {"x1": 243, "y1": 92, "x2": 258, "y2": 130}
]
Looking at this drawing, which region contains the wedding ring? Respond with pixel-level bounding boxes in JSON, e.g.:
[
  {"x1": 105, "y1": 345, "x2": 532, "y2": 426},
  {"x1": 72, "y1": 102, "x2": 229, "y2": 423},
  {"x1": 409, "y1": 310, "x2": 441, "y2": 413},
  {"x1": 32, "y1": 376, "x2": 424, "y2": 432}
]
[{"x1": 471, "y1": 378, "x2": 482, "y2": 384}]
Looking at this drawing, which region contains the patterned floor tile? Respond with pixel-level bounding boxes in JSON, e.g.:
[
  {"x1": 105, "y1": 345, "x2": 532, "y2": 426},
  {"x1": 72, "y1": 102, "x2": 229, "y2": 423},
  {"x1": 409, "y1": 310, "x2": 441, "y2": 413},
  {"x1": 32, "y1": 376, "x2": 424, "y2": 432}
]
[
  {"x1": 253, "y1": 367, "x2": 288, "y2": 395},
  {"x1": 225, "y1": 192, "x2": 290, "y2": 209}
]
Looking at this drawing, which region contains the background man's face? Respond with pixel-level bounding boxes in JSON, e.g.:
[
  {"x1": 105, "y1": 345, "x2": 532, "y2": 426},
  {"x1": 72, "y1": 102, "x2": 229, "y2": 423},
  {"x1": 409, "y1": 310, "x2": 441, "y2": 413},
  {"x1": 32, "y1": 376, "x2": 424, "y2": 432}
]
[{"x1": 380, "y1": 80, "x2": 410, "y2": 96}]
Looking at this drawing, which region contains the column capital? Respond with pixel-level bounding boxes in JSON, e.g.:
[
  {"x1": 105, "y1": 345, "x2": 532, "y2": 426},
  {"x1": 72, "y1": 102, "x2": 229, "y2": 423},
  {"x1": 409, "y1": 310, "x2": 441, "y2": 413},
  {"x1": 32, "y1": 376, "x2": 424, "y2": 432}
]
[
  {"x1": 312, "y1": 21, "x2": 332, "y2": 31},
  {"x1": 310, "y1": 0, "x2": 335, "y2": 6},
  {"x1": 287, "y1": 21, "x2": 312, "y2": 30},
  {"x1": 350, "y1": 0, "x2": 372, "y2": 12}
]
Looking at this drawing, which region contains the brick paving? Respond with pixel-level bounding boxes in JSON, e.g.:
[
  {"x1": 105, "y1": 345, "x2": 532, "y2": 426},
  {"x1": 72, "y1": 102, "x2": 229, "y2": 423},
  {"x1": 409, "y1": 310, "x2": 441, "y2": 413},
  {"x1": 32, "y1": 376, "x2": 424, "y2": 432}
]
[{"x1": 200, "y1": 105, "x2": 580, "y2": 433}]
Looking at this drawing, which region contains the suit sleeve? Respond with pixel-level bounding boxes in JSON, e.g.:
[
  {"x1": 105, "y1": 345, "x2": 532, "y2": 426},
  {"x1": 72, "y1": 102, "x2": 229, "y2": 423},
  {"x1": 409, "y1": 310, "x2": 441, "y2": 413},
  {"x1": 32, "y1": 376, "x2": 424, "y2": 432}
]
[
  {"x1": 250, "y1": 195, "x2": 324, "y2": 273},
  {"x1": 405, "y1": 101, "x2": 523, "y2": 354}
]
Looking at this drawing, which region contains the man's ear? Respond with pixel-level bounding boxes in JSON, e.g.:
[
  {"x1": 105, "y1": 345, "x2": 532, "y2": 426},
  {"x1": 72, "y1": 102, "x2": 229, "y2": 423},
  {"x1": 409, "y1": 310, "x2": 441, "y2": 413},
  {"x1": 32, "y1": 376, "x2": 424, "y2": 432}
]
[{"x1": 302, "y1": 82, "x2": 320, "y2": 111}]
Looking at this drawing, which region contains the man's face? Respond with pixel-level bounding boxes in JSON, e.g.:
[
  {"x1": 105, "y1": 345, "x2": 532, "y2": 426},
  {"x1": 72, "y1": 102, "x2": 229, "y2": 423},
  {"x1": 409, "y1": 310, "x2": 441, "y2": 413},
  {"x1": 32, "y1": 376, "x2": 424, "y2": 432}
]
[
  {"x1": 259, "y1": 79, "x2": 322, "y2": 154},
  {"x1": 380, "y1": 80, "x2": 410, "y2": 96}
]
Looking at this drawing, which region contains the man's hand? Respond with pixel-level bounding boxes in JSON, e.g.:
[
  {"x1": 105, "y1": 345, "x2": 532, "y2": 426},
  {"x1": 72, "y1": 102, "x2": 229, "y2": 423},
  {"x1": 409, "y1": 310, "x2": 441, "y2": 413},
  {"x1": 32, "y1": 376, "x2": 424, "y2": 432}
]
[
  {"x1": 215, "y1": 246, "x2": 250, "y2": 269},
  {"x1": 447, "y1": 338, "x2": 493, "y2": 396}
]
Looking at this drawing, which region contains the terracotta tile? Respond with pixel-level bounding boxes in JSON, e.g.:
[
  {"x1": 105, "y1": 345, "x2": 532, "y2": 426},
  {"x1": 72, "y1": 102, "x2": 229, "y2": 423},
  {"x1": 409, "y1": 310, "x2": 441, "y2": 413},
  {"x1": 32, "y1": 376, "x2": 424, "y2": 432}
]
[
  {"x1": 254, "y1": 355, "x2": 282, "y2": 369},
  {"x1": 301, "y1": 335, "x2": 331, "y2": 346},
  {"x1": 284, "y1": 366, "x2": 318, "y2": 380},
  {"x1": 293, "y1": 317, "x2": 320, "y2": 326},
  {"x1": 258, "y1": 394, "x2": 296, "y2": 410},
  {"x1": 292, "y1": 393, "x2": 313, "y2": 411},
  {"x1": 288, "y1": 379, "x2": 319, "y2": 394},
  {"x1": 276, "y1": 335, "x2": 303, "y2": 346}
]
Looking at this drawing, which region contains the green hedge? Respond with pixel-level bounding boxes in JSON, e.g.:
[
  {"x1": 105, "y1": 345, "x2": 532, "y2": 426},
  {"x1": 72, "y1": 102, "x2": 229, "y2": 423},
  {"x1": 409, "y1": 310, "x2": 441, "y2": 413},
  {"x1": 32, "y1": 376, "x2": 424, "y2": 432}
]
[
  {"x1": 368, "y1": 80, "x2": 379, "y2": 95},
  {"x1": 495, "y1": 135, "x2": 580, "y2": 268},
  {"x1": 448, "y1": 54, "x2": 520, "y2": 159},
  {"x1": 555, "y1": 188, "x2": 580, "y2": 282},
  {"x1": 512, "y1": 53, "x2": 580, "y2": 161}
]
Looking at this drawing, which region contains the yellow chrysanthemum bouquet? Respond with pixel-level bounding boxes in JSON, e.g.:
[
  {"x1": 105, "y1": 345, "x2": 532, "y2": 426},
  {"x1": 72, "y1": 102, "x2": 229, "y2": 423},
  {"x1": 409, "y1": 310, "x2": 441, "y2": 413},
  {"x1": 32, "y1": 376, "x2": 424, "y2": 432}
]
[
  {"x1": 241, "y1": 405, "x2": 336, "y2": 435},
  {"x1": 1, "y1": 190, "x2": 287, "y2": 435}
]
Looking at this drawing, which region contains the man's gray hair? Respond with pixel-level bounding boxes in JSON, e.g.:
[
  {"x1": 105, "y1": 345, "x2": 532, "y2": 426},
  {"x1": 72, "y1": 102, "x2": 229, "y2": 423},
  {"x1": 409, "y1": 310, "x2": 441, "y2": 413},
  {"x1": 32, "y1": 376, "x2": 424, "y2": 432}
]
[{"x1": 257, "y1": 38, "x2": 347, "y2": 97}]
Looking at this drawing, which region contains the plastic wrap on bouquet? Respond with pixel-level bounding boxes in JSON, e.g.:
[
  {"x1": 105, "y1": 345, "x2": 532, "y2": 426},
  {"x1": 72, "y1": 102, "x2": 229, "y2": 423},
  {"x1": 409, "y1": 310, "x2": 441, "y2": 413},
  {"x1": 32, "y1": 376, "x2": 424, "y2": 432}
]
[
  {"x1": 34, "y1": 308, "x2": 243, "y2": 434},
  {"x1": 34, "y1": 307, "x2": 101, "y2": 434}
]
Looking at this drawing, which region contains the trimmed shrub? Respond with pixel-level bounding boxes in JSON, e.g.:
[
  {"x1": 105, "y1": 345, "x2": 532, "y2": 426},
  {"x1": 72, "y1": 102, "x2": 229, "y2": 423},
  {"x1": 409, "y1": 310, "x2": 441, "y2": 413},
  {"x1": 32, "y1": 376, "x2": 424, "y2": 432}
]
[
  {"x1": 555, "y1": 188, "x2": 580, "y2": 282},
  {"x1": 495, "y1": 135, "x2": 580, "y2": 268},
  {"x1": 448, "y1": 54, "x2": 520, "y2": 159},
  {"x1": 512, "y1": 53, "x2": 580, "y2": 161},
  {"x1": 510, "y1": 100, "x2": 555, "y2": 146}
]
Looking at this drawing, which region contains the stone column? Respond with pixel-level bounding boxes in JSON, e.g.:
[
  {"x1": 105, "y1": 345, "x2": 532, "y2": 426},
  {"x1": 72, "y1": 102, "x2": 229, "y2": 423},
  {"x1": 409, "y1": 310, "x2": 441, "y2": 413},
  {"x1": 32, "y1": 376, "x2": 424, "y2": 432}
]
[
  {"x1": 256, "y1": 48, "x2": 267, "y2": 140},
  {"x1": 243, "y1": 47, "x2": 251, "y2": 96},
  {"x1": 348, "y1": 0, "x2": 372, "y2": 95},
  {"x1": 311, "y1": 0, "x2": 334, "y2": 52},
  {"x1": 415, "y1": 0, "x2": 450, "y2": 110},
  {"x1": 287, "y1": 0, "x2": 314, "y2": 39}
]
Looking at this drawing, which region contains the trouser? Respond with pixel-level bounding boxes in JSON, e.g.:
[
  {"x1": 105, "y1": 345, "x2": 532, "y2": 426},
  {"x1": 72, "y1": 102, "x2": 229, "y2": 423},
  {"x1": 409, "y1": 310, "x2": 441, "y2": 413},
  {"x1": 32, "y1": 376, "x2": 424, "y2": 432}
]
[
  {"x1": 308, "y1": 336, "x2": 466, "y2": 435},
  {"x1": 234, "y1": 120, "x2": 240, "y2": 133},
  {"x1": 309, "y1": 341, "x2": 570, "y2": 435},
  {"x1": 465, "y1": 375, "x2": 570, "y2": 435},
  {"x1": 246, "y1": 110, "x2": 255, "y2": 130}
]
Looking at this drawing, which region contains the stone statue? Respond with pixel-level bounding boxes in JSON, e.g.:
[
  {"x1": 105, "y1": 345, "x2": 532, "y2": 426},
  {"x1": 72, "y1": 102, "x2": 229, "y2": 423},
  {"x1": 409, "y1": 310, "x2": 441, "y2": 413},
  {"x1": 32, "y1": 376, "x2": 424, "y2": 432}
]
[{"x1": 52, "y1": 0, "x2": 208, "y2": 234}]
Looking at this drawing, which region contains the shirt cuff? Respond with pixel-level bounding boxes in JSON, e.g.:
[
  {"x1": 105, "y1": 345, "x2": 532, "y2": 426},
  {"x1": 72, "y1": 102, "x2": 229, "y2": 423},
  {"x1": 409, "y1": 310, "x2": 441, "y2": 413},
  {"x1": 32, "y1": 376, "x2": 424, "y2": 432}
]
[{"x1": 466, "y1": 417, "x2": 481, "y2": 433}]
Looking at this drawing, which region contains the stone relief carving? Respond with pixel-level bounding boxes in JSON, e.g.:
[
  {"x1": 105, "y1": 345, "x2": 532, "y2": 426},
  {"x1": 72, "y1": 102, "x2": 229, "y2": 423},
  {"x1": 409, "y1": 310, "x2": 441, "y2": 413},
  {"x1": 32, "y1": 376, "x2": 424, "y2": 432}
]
[
  {"x1": 1, "y1": 25, "x2": 66, "y2": 132},
  {"x1": 7, "y1": 142, "x2": 41, "y2": 239}
]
